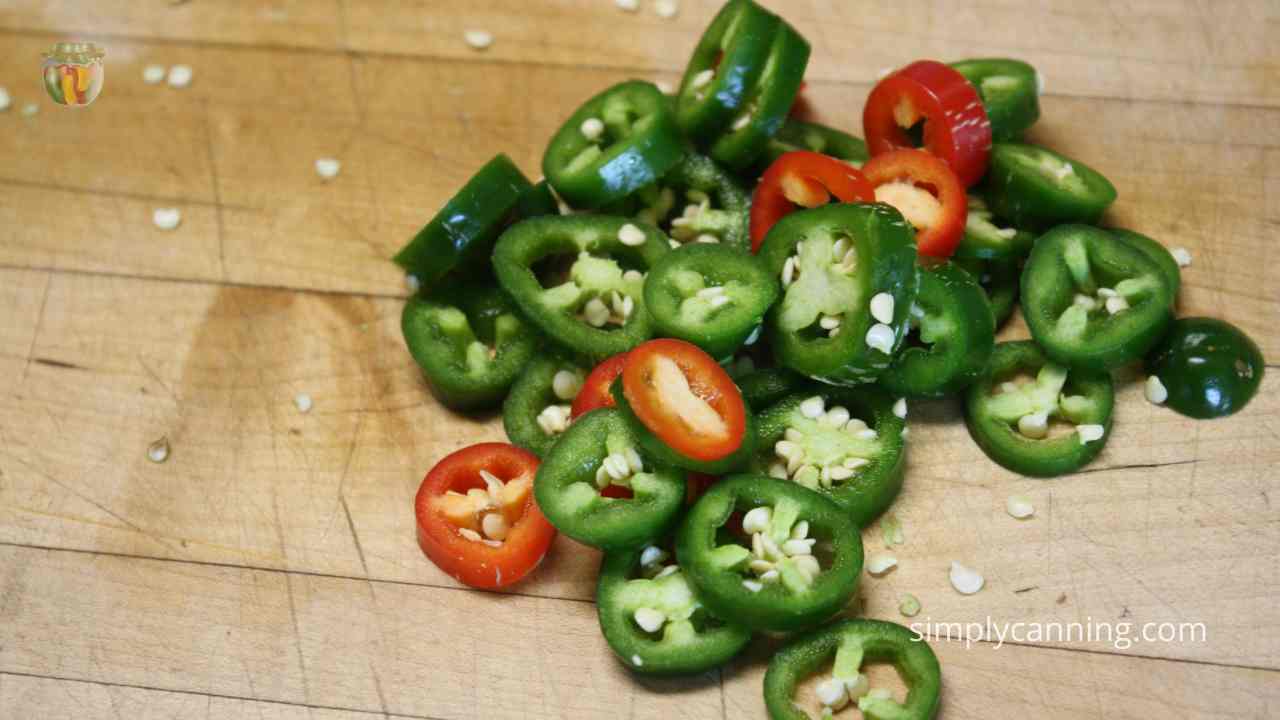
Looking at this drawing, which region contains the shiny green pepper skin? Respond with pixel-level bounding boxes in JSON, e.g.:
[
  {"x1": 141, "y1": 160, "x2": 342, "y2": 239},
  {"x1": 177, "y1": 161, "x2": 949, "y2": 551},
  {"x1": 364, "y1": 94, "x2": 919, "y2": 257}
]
[{"x1": 1145, "y1": 317, "x2": 1265, "y2": 419}]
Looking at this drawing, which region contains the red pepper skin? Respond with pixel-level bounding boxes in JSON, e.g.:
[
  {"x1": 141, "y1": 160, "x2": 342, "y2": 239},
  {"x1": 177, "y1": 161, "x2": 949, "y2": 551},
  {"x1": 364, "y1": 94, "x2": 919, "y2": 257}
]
[
  {"x1": 863, "y1": 60, "x2": 992, "y2": 188},
  {"x1": 749, "y1": 151, "x2": 876, "y2": 253},
  {"x1": 861, "y1": 148, "x2": 968, "y2": 259}
]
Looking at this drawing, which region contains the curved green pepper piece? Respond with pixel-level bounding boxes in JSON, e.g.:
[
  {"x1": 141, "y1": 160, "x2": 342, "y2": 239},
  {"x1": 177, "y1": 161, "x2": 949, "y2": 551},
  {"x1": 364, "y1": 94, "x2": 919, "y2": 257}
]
[
  {"x1": 675, "y1": 0, "x2": 781, "y2": 144},
  {"x1": 401, "y1": 282, "x2": 537, "y2": 410},
  {"x1": 955, "y1": 192, "x2": 1036, "y2": 261},
  {"x1": 951, "y1": 58, "x2": 1041, "y2": 142},
  {"x1": 1023, "y1": 224, "x2": 1173, "y2": 371},
  {"x1": 880, "y1": 262, "x2": 996, "y2": 398},
  {"x1": 1110, "y1": 228, "x2": 1181, "y2": 299},
  {"x1": 543, "y1": 81, "x2": 685, "y2": 209},
  {"x1": 597, "y1": 543, "x2": 751, "y2": 675},
  {"x1": 676, "y1": 475, "x2": 862, "y2": 633},
  {"x1": 493, "y1": 215, "x2": 669, "y2": 364},
  {"x1": 965, "y1": 341, "x2": 1114, "y2": 477},
  {"x1": 736, "y1": 366, "x2": 807, "y2": 411},
  {"x1": 535, "y1": 408, "x2": 686, "y2": 551},
  {"x1": 761, "y1": 119, "x2": 870, "y2": 169},
  {"x1": 954, "y1": 256, "x2": 1019, "y2": 329},
  {"x1": 502, "y1": 354, "x2": 587, "y2": 457},
  {"x1": 985, "y1": 142, "x2": 1117, "y2": 230},
  {"x1": 607, "y1": 153, "x2": 752, "y2": 251},
  {"x1": 764, "y1": 619, "x2": 941, "y2": 720},
  {"x1": 644, "y1": 243, "x2": 779, "y2": 359},
  {"x1": 514, "y1": 180, "x2": 561, "y2": 220},
  {"x1": 610, "y1": 376, "x2": 759, "y2": 475},
  {"x1": 757, "y1": 203, "x2": 920, "y2": 385},
  {"x1": 708, "y1": 19, "x2": 811, "y2": 171},
  {"x1": 393, "y1": 154, "x2": 532, "y2": 285},
  {"x1": 1145, "y1": 317, "x2": 1265, "y2": 419},
  {"x1": 754, "y1": 387, "x2": 905, "y2": 528}
]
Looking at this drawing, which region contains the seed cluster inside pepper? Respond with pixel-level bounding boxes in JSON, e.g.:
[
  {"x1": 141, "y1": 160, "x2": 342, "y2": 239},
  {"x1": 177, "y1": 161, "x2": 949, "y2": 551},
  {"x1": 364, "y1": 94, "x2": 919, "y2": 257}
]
[
  {"x1": 769, "y1": 395, "x2": 880, "y2": 489},
  {"x1": 436, "y1": 469, "x2": 528, "y2": 546},
  {"x1": 984, "y1": 363, "x2": 1103, "y2": 442},
  {"x1": 719, "y1": 498, "x2": 823, "y2": 594}
]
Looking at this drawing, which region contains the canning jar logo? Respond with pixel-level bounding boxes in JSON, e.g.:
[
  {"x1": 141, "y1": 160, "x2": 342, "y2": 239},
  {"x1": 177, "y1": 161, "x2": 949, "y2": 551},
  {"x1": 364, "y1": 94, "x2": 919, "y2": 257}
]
[{"x1": 42, "y1": 42, "x2": 105, "y2": 107}]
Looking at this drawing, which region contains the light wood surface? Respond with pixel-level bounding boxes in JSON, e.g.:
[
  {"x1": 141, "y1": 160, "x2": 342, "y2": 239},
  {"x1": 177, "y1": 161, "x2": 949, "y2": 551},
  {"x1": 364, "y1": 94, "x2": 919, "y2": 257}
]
[{"x1": 0, "y1": 2, "x2": 1277, "y2": 718}]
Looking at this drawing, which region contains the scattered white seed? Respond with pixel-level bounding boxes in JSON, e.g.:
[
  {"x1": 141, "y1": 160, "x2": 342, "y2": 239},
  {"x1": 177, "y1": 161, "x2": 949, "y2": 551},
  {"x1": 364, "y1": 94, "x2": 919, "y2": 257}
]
[
  {"x1": 1073, "y1": 293, "x2": 1099, "y2": 311},
  {"x1": 0, "y1": 87, "x2": 10, "y2": 111},
  {"x1": 799, "y1": 396, "x2": 825, "y2": 419},
  {"x1": 866, "y1": 553, "x2": 898, "y2": 576},
  {"x1": 535, "y1": 404, "x2": 571, "y2": 435},
  {"x1": 482, "y1": 512, "x2": 509, "y2": 541},
  {"x1": 855, "y1": 428, "x2": 878, "y2": 440},
  {"x1": 759, "y1": 569, "x2": 780, "y2": 584},
  {"x1": 742, "y1": 506, "x2": 772, "y2": 535},
  {"x1": 815, "y1": 678, "x2": 850, "y2": 710},
  {"x1": 552, "y1": 370, "x2": 582, "y2": 401},
  {"x1": 1006, "y1": 495, "x2": 1035, "y2": 519},
  {"x1": 843, "y1": 457, "x2": 870, "y2": 470},
  {"x1": 583, "y1": 297, "x2": 611, "y2": 327},
  {"x1": 580, "y1": 116, "x2": 605, "y2": 141},
  {"x1": 668, "y1": 238, "x2": 681, "y2": 249},
  {"x1": 314, "y1": 157, "x2": 341, "y2": 180},
  {"x1": 1076, "y1": 424, "x2": 1106, "y2": 444},
  {"x1": 768, "y1": 462, "x2": 788, "y2": 479},
  {"x1": 691, "y1": 68, "x2": 714, "y2": 90},
  {"x1": 791, "y1": 521, "x2": 809, "y2": 540},
  {"x1": 1145, "y1": 375, "x2": 1168, "y2": 405},
  {"x1": 1017, "y1": 411, "x2": 1049, "y2": 439},
  {"x1": 708, "y1": 294, "x2": 732, "y2": 309},
  {"x1": 793, "y1": 554, "x2": 820, "y2": 580},
  {"x1": 294, "y1": 392, "x2": 313, "y2": 413},
  {"x1": 21, "y1": 102, "x2": 39, "y2": 117},
  {"x1": 949, "y1": 561, "x2": 985, "y2": 595},
  {"x1": 696, "y1": 286, "x2": 726, "y2": 300},
  {"x1": 458, "y1": 527, "x2": 484, "y2": 542},
  {"x1": 405, "y1": 273, "x2": 421, "y2": 294},
  {"x1": 784, "y1": 428, "x2": 804, "y2": 443},
  {"x1": 865, "y1": 323, "x2": 895, "y2": 354},
  {"x1": 1171, "y1": 247, "x2": 1192, "y2": 267},
  {"x1": 464, "y1": 30, "x2": 493, "y2": 50},
  {"x1": 624, "y1": 447, "x2": 644, "y2": 473},
  {"x1": 152, "y1": 208, "x2": 182, "y2": 231},
  {"x1": 166, "y1": 64, "x2": 193, "y2": 88},
  {"x1": 480, "y1": 469, "x2": 505, "y2": 498},
  {"x1": 147, "y1": 437, "x2": 170, "y2": 463},
  {"x1": 899, "y1": 593, "x2": 921, "y2": 617},
  {"x1": 621, "y1": 294, "x2": 635, "y2": 320},
  {"x1": 141, "y1": 65, "x2": 167, "y2": 84},
  {"x1": 632, "y1": 654, "x2": 644, "y2": 667},
  {"x1": 654, "y1": 0, "x2": 679, "y2": 18},
  {"x1": 893, "y1": 397, "x2": 907, "y2": 419},
  {"x1": 1096, "y1": 287, "x2": 1118, "y2": 298},
  {"x1": 742, "y1": 579, "x2": 763, "y2": 593},
  {"x1": 640, "y1": 545, "x2": 666, "y2": 567},
  {"x1": 744, "y1": 325, "x2": 762, "y2": 345},
  {"x1": 870, "y1": 292, "x2": 896, "y2": 325},
  {"x1": 1105, "y1": 295, "x2": 1130, "y2": 315}
]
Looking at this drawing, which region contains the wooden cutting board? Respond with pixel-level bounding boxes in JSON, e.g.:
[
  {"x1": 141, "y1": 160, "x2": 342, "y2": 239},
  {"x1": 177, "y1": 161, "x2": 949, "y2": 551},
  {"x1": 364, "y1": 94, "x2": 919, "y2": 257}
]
[{"x1": 0, "y1": 2, "x2": 1276, "y2": 718}]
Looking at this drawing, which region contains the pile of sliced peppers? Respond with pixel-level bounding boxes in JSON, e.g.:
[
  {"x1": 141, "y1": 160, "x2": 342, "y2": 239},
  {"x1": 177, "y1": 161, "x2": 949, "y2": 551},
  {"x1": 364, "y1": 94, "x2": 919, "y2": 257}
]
[{"x1": 389, "y1": 1, "x2": 1264, "y2": 714}]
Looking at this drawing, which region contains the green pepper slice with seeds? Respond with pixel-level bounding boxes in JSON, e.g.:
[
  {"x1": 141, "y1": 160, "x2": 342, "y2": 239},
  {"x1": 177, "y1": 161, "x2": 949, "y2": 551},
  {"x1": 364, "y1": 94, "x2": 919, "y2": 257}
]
[
  {"x1": 880, "y1": 262, "x2": 995, "y2": 398},
  {"x1": 965, "y1": 341, "x2": 1114, "y2": 477},
  {"x1": 607, "y1": 153, "x2": 752, "y2": 251},
  {"x1": 1022, "y1": 224, "x2": 1173, "y2": 371},
  {"x1": 736, "y1": 366, "x2": 807, "y2": 411},
  {"x1": 535, "y1": 408, "x2": 686, "y2": 550},
  {"x1": 644, "y1": 243, "x2": 779, "y2": 359},
  {"x1": 754, "y1": 388, "x2": 905, "y2": 529},
  {"x1": 493, "y1": 215, "x2": 669, "y2": 364},
  {"x1": 676, "y1": 475, "x2": 863, "y2": 633},
  {"x1": 707, "y1": 19, "x2": 811, "y2": 171},
  {"x1": 675, "y1": 0, "x2": 781, "y2": 144},
  {"x1": 597, "y1": 542, "x2": 751, "y2": 675},
  {"x1": 951, "y1": 58, "x2": 1041, "y2": 142},
  {"x1": 760, "y1": 119, "x2": 870, "y2": 169},
  {"x1": 393, "y1": 154, "x2": 532, "y2": 285},
  {"x1": 954, "y1": 256, "x2": 1019, "y2": 329},
  {"x1": 764, "y1": 619, "x2": 942, "y2": 720},
  {"x1": 543, "y1": 81, "x2": 685, "y2": 209},
  {"x1": 955, "y1": 192, "x2": 1036, "y2": 261},
  {"x1": 401, "y1": 282, "x2": 538, "y2": 410},
  {"x1": 502, "y1": 354, "x2": 587, "y2": 457},
  {"x1": 757, "y1": 203, "x2": 920, "y2": 385},
  {"x1": 1110, "y1": 228, "x2": 1181, "y2": 299},
  {"x1": 985, "y1": 142, "x2": 1118, "y2": 230}
]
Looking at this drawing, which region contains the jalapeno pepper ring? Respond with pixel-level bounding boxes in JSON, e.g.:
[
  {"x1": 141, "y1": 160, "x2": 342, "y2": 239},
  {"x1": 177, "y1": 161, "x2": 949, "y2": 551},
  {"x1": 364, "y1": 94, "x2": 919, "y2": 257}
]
[
  {"x1": 951, "y1": 57, "x2": 1041, "y2": 142},
  {"x1": 965, "y1": 341, "x2": 1114, "y2": 477},
  {"x1": 984, "y1": 142, "x2": 1117, "y2": 229},
  {"x1": 534, "y1": 408, "x2": 686, "y2": 551},
  {"x1": 880, "y1": 262, "x2": 996, "y2": 399},
  {"x1": 754, "y1": 387, "x2": 905, "y2": 528},
  {"x1": 493, "y1": 215, "x2": 670, "y2": 364},
  {"x1": 764, "y1": 619, "x2": 941, "y2": 720},
  {"x1": 1110, "y1": 228, "x2": 1181, "y2": 300},
  {"x1": 401, "y1": 281, "x2": 538, "y2": 410},
  {"x1": 543, "y1": 81, "x2": 685, "y2": 209},
  {"x1": 757, "y1": 203, "x2": 919, "y2": 385},
  {"x1": 502, "y1": 354, "x2": 587, "y2": 457},
  {"x1": 676, "y1": 475, "x2": 863, "y2": 633},
  {"x1": 596, "y1": 542, "x2": 752, "y2": 675},
  {"x1": 1022, "y1": 224, "x2": 1173, "y2": 371},
  {"x1": 761, "y1": 119, "x2": 870, "y2": 170},
  {"x1": 607, "y1": 153, "x2": 752, "y2": 251}
]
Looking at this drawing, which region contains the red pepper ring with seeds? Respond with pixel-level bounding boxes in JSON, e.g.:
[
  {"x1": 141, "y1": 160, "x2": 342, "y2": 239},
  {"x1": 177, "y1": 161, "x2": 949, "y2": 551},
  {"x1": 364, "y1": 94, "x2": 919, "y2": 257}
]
[
  {"x1": 749, "y1": 151, "x2": 877, "y2": 253},
  {"x1": 862, "y1": 148, "x2": 968, "y2": 259},
  {"x1": 415, "y1": 442, "x2": 556, "y2": 589},
  {"x1": 863, "y1": 59, "x2": 992, "y2": 187}
]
